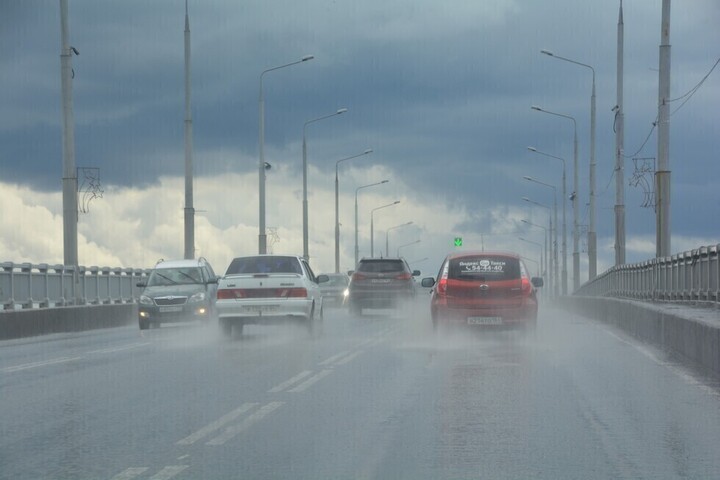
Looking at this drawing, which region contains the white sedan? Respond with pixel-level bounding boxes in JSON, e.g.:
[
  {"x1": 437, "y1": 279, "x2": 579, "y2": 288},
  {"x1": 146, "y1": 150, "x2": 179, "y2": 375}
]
[{"x1": 216, "y1": 255, "x2": 328, "y2": 338}]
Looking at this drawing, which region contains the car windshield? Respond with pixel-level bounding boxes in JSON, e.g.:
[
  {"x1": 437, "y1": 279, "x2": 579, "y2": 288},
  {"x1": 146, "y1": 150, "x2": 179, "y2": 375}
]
[
  {"x1": 147, "y1": 267, "x2": 203, "y2": 286},
  {"x1": 4, "y1": 2, "x2": 719, "y2": 479},
  {"x1": 324, "y1": 275, "x2": 348, "y2": 286},
  {"x1": 448, "y1": 256, "x2": 521, "y2": 281},
  {"x1": 226, "y1": 256, "x2": 302, "y2": 275}
]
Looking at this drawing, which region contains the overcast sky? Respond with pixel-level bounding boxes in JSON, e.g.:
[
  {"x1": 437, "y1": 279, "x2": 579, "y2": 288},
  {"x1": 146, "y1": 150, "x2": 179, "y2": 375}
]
[{"x1": 1, "y1": 0, "x2": 718, "y2": 282}]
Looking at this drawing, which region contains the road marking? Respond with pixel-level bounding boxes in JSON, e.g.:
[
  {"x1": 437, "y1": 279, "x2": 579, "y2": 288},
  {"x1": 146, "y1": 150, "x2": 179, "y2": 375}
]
[
  {"x1": 319, "y1": 350, "x2": 351, "y2": 366},
  {"x1": 334, "y1": 350, "x2": 364, "y2": 366},
  {"x1": 268, "y1": 370, "x2": 313, "y2": 392},
  {"x1": 148, "y1": 465, "x2": 189, "y2": 480},
  {"x1": 287, "y1": 369, "x2": 333, "y2": 393},
  {"x1": 176, "y1": 402, "x2": 258, "y2": 445},
  {"x1": 1, "y1": 356, "x2": 84, "y2": 373},
  {"x1": 176, "y1": 455, "x2": 190, "y2": 461},
  {"x1": 86, "y1": 342, "x2": 151, "y2": 355},
  {"x1": 109, "y1": 467, "x2": 149, "y2": 480},
  {"x1": 207, "y1": 402, "x2": 284, "y2": 445}
]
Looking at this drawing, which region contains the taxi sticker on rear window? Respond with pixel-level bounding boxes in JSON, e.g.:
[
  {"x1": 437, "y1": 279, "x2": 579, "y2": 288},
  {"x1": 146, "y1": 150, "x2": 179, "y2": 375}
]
[{"x1": 458, "y1": 259, "x2": 506, "y2": 274}]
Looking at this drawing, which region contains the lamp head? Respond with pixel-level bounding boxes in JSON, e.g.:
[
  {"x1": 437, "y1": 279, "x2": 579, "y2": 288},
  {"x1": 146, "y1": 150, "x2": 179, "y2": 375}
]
[
  {"x1": 527, "y1": 146, "x2": 537, "y2": 152},
  {"x1": 540, "y1": 49, "x2": 554, "y2": 56},
  {"x1": 336, "y1": 108, "x2": 348, "y2": 114},
  {"x1": 364, "y1": 149, "x2": 373, "y2": 154},
  {"x1": 523, "y1": 176, "x2": 533, "y2": 181},
  {"x1": 301, "y1": 55, "x2": 314, "y2": 61},
  {"x1": 531, "y1": 105, "x2": 542, "y2": 111}
]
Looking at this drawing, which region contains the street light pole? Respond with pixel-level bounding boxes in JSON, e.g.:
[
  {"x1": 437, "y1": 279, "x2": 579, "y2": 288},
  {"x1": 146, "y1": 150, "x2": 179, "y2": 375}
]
[
  {"x1": 531, "y1": 105, "x2": 579, "y2": 290},
  {"x1": 302, "y1": 108, "x2": 348, "y2": 259},
  {"x1": 541, "y1": 49, "x2": 596, "y2": 279},
  {"x1": 335, "y1": 148, "x2": 373, "y2": 272},
  {"x1": 528, "y1": 147, "x2": 567, "y2": 295},
  {"x1": 355, "y1": 180, "x2": 389, "y2": 266},
  {"x1": 522, "y1": 197, "x2": 554, "y2": 296},
  {"x1": 519, "y1": 237, "x2": 544, "y2": 280},
  {"x1": 259, "y1": 55, "x2": 314, "y2": 254},
  {"x1": 397, "y1": 239, "x2": 420, "y2": 258},
  {"x1": 371, "y1": 201, "x2": 400, "y2": 258},
  {"x1": 385, "y1": 221, "x2": 413, "y2": 258},
  {"x1": 523, "y1": 177, "x2": 558, "y2": 297},
  {"x1": 656, "y1": 0, "x2": 672, "y2": 257},
  {"x1": 521, "y1": 220, "x2": 548, "y2": 286}
]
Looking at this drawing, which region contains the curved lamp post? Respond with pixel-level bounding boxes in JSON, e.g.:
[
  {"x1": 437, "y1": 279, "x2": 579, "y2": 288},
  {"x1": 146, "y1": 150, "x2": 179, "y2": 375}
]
[
  {"x1": 522, "y1": 196, "x2": 553, "y2": 295},
  {"x1": 334, "y1": 148, "x2": 373, "y2": 272},
  {"x1": 385, "y1": 221, "x2": 413, "y2": 258},
  {"x1": 259, "y1": 55, "x2": 314, "y2": 254},
  {"x1": 541, "y1": 49, "x2": 596, "y2": 279},
  {"x1": 397, "y1": 239, "x2": 420, "y2": 258},
  {"x1": 528, "y1": 146, "x2": 567, "y2": 295},
  {"x1": 355, "y1": 180, "x2": 389, "y2": 266},
  {"x1": 531, "y1": 105, "x2": 579, "y2": 290},
  {"x1": 523, "y1": 176, "x2": 558, "y2": 297},
  {"x1": 518, "y1": 237, "x2": 543, "y2": 279},
  {"x1": 521, "y1": 219, "x2": 548, "y2": 284},
  {"x1": 370, "y1": 201, "x2": 400, "y2": 258},
  {"x1": 302, "y1": 107, "x2": 348, "y2": 259}
]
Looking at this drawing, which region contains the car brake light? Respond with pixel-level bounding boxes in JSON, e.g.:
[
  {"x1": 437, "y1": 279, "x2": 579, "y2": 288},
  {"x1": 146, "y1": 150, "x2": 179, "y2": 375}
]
[
  {"x1": 352, "y1": 273, "x2": 366, "y2": 281},
  {"x1": 521, "y1": 276, "x2": 532, "y2": 295},
  {"x1": 395, "y1": 272, "x2": 411, "y2": 280},
  {"x1": 283, "y1": 288, "x2": 307, "y2": 298},
  {"x1": 436, "y1": 263, "x2": 449, "y2": 295},
  {"x1": 217, "y1": 289, "x2": 243, "y2": 299}
]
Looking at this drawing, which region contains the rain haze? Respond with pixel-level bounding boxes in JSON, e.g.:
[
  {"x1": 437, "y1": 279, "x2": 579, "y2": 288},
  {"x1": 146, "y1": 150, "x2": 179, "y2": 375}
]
[
  {"x1": 2, "y1": 3, "x2": 720, "y2": 478},
  {"x1": 1, "y1": 0, "x2": 718, "y2": 274}
]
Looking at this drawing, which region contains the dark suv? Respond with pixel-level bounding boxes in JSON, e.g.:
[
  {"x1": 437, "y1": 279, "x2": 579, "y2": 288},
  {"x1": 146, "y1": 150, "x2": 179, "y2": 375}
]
[
  {"x1": 346, "y1": 258, "x2": 420, "y2": 315},
  {"x1": 136, "y1": 258, "x2": 219, "y2": 329}
]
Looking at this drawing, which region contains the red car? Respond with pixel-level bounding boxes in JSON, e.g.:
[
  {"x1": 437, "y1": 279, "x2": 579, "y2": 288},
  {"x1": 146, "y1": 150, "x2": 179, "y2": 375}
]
[{"x1": 421, "y1": 251, "x2": 543, "y2": 330}]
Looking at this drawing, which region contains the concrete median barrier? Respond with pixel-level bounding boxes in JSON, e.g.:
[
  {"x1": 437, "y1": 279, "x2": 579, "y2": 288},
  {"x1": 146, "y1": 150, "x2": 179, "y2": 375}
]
[
  {"x1": 0, "y1": 304, "x2": 137, "y2": 340},
  {"x1": 559, "y1": 296, "x2": 720, "y2": 376}
]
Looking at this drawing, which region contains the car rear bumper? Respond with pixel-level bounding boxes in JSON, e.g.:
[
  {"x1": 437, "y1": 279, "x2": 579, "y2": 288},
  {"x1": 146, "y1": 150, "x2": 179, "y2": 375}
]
[
  {"x1": 216, "y1": 298, "x2": 313, "y2": 323},
  {"x1": 432, "y1": 303, "x2": 537, "y2": 327}
]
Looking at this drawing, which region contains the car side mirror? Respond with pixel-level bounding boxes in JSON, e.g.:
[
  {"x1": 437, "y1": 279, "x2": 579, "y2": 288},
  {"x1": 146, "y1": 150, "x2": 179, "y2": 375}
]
[
  {"x1": 316, "y1": 274, "x2": 329, "y2": 284},
  {"x1": 412, "y1": 270, "x2": 421, "y2": 277},
  {"x1": 421, "y1": 277, "x2": 435, "y2": 288},
  {"x1": 347, "y1": 270, "x2": 354, "y2": 277},
  {"x1": 531, "y1": 277, "x2": 544, "y2": 288},
  {"x1": 207, "y1": 276, "x2": 219, "y2": 284},
  {"x1": 136, "y1": 281, "x2": 146, "y2": 288}
]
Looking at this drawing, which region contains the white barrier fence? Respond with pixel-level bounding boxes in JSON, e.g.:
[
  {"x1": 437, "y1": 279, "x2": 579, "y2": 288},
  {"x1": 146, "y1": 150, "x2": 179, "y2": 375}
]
[
  {"x1": 575, "y1": 244, "x2": 720, "y2": 304},
  {"x1": 1, "y1": 262, "x2": 151, "y2": 310}
]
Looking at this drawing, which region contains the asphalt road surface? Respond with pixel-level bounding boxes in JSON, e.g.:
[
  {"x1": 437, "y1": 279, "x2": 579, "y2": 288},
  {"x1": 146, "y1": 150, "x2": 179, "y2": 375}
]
[{"x1": 2, "y1": 296, "x2": 720, "y2": 479}]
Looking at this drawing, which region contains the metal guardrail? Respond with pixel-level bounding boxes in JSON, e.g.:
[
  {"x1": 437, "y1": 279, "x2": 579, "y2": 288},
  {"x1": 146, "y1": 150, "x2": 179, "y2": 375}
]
[
  {"x1": 1, "y1": 262, "x2": 151, "y2": 310},
  {"x1": 574, "y1": 244, "x2": 720, "y2": 304}
]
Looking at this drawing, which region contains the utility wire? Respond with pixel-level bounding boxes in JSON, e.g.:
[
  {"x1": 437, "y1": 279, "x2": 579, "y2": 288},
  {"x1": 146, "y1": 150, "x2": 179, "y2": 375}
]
[{"x1": 621, "y1": 56, "x2": 718, "y2": 158}]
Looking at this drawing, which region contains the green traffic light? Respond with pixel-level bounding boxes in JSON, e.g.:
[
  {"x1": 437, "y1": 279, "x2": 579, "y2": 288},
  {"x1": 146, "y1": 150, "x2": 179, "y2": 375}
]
[{"x1": 454, "y1": 237, "x2": 462, "y2": 247}]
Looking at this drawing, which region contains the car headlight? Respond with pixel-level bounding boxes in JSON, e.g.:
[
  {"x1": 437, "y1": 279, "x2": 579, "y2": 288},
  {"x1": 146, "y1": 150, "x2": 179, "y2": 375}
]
[
  {"x1": 343, "y1": 288, "x2": 349, "y2": 297},
  {"x1": 189, "y1": 292, "x2": 206, "y2": 303},
  {"x1": 139, "y1": 295, "x2": 154, "y2": 305}
]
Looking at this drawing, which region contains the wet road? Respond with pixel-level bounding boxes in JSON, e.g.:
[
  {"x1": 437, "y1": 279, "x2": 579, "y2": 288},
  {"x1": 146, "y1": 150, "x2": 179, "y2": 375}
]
[{"x1": 2, "y1": 298, "x2": 720, "y2": 479}]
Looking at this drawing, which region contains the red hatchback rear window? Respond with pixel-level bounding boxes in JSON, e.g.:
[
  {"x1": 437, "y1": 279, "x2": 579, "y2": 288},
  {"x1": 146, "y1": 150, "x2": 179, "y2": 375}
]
[{"x1": 448, "y1": 256, "x2": 520, "y2": 281}]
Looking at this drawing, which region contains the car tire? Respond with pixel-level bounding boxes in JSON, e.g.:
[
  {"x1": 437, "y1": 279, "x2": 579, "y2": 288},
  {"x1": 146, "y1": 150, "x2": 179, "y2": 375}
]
[
  {"x1": 349, "y1": 302, "x2": 361, "y2": 316},
  {"x1": 139, "y1": 319, "x2": 149, "y2": 330}
]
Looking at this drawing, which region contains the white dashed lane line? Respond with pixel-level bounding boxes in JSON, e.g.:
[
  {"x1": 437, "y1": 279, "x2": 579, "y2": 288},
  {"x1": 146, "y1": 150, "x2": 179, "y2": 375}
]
[
  {"x1": 109, "y1": 467, "x2": 149, "y2": 480},
  {"x1": 206, "y1": 402, "x2": 285, "y2": 445},
  {"x1": 287, "y1": 369, "x2": 334, "y2": 393},
  {"x1": 147, "y1": 465, "x2": 189, "y2": 480},
  {"x1": 1, "y1": 356, "x2": 84, "y2": 373},
  {"x1": 268, "y1": 370, "x2": 314, "y2": 393},
  {"x1": 176, "y1": 402, "x2": 258, "y2": 445},
  {"x1": 86, "y1": 342, "x2": 151, "y2": 355}
]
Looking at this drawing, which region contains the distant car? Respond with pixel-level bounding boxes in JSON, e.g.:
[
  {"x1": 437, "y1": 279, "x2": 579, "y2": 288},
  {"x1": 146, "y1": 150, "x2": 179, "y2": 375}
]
[
  {"x1": 137, "y1": 257, "x2": 219, "y2": 330},
  {"x1": 346, "y1": 257, "x2": 420, "y2": 315},
  {"x1": 215, "y1": 255, "x2": 328, "y2": 338},
  {"x1": 318, "y1": 273, "x2": 350, "y2": 307},
  {"x1": 421, "y1": 251, "x2": 543, "y2": 330}
]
